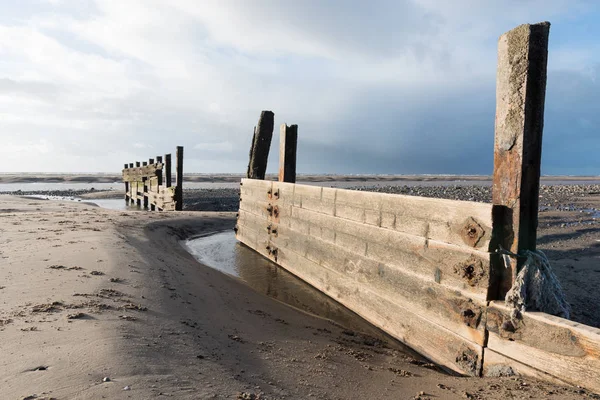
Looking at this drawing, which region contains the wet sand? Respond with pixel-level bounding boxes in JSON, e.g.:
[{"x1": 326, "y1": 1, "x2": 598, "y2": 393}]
[{"x1": 0, "y1": 195, "x2": 596, "y2": 399}]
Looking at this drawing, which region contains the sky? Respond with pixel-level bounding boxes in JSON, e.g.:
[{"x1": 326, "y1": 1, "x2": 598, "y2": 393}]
[{"x1": 0, "y1": 0, "x2": 598, "y2": 175}]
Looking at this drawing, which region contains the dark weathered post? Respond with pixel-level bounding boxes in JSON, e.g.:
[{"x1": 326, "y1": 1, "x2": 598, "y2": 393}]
[
  {"x1": 129, "y1": 163, "x2": 135, "y2": 204},
  {"x1": 247, "y1": 111, "x2": 274, "y2": 180},
  {"x1": 156, "y1": 155, "x2": 163, "y2": 186},
  {"x1": 124, "y1": 163, "x2": 129, "y2": 203},
  {"x1": 148, "y1": 158, "x2": 156, "y2": 210},
  {"x1": 279, "y1": 124, "x2": 298, "y2": 183},
  {"x1": 175, "y1": 146, "x2": 184, "y2": 211},
  {"x1": 135, "y1": 162, "x2": 141, "y2": 206},
  {"x1": 165, "y1": 154, "x2": 172, "y2": 187},
  {"x1": 142, "y1": 161, "x2": 149, "y2": 209},
  {"x1": 490, "y1": 22, "x2": 550, "y2": 300},
  {"x1": 246, "y1": 128, "x2": 257, "y2": 178}
]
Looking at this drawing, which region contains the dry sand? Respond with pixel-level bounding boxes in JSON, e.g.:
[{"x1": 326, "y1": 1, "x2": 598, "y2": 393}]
[{"x1": 0, "y1": 195, "x2": 596, "y2": 399}]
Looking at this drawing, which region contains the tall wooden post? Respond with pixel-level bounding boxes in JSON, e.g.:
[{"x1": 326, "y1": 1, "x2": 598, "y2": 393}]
[
  {"x1": 135, "y1": 162, "x2": 141, "y2": 206},
  {"x1": 175, "y1": 146, "x2": 184, "y2": 211},
  {"x1": 156, "y1": 156, "x2": 163, "y2": 186},
  {"x1": 279, "y1": 124, "x2": 298, "y2": 183},
  {"x1": 147, "y1": 158, "x2": 155, "y2": 210},
  {"x1": 247, "y1": 111, "x2": 274, "y2": 180},
  {"x1": 490, "y1": 22, "x2": 550, "y2": 300},
  {"x1": 142, "y1": 161, "x2": 148, "y2": 209},
  {"x1": 165, "y1": 154, "x2": 172, "y2": 187},
  {"x1": 124, "y1": 163, "x2": 129, "y2": 203}
]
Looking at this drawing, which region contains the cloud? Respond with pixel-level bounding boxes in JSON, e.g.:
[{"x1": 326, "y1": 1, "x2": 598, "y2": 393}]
[{"x1": 0, "y1": 0, "x2": 598, "y2": 174}]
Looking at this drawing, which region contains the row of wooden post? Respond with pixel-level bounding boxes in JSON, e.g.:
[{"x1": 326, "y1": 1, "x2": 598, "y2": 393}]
[
  {"x1": 244, "y1": 23, "x2": 550, "y2": 302},
  {"x1": 124, "y1": 146, "x2": 184, "y2": 211},
  {"x1": 247, "y1": 111, "x2": 298, "y2": 184}
]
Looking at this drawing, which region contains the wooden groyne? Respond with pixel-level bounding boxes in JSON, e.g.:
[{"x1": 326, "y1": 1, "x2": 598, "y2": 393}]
[
  {"x1": 122, "y1": 146, "x2": 183, "y2": 211},
  {"x1": 235, "y1": 22, "x2": 600, "y2": 392}
]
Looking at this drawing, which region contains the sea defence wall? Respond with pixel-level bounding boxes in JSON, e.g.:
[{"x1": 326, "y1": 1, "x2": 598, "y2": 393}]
[
  {"x1": 235, "y1": 21, "x2": 600, "y2": 392},
  {"x1": 237, "y1": 179, "x2": 493, "y2": 375},
  {"x1": 236, "y1": 178, "x2": 600, "y2": 389}
]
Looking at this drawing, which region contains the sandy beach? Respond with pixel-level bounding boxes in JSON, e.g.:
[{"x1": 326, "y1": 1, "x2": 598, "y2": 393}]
[{"x1": 1, "y1": 193, "x2": 598, "y2": 399}]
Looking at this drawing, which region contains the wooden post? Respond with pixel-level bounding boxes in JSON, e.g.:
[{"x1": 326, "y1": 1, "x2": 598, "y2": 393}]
[
  {"x1": 156, "y1": 155, "x2": 163, "y2": 186},
  {"x1": 246, "y1": 128, "x2": 257, "y2": 178},
  {"x1": 279, "y1": 124, "x2": 298, "y2": 183},
  {"x1": 135, "y1": 162, "x2": 141, "y2": 206},
  {"x1": 490, "y1": 22, "x2": 550, "y2": 300},
  {"x1": 247, "y1": 111, "x2": 274, "y2": 180},
  {"x1": 165, "y1": 154, "x2": 172, "y2": 187},
  {"x1": 175, "y1": 146, "x2": 184, "y2": 211},
  {"x1": 124, "y1": 163, "x2": 129, "y2": 203},
  {"x1": 142, "y1": 161, "x2": 148, "y2": 209}
]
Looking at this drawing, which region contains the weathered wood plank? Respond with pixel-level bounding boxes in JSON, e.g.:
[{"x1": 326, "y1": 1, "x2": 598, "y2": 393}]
[
  {"x1": 336, "y1": 188, "x2": 493, "y2": 250},
  {"x1": 275, "y1": 244, "x2": 484, "y2": 376},
  {"x1": 240, "y1": 196, "x2": 491, "y2": 295},
  {"x1": 242, "y1": 179, "x2": 493, "y2": 250},
  {"x1": 486, "y1": 301, "x2": 600, "y2": 392},
  {"x1": 491, "y1": 22, "x2": 550, "y2": 299},
  {"x1": 483, "y1": 349, "x2": 571, "y2": 386},
  {"x1": 238, "y1": 206, "x2": 488, "y2": 344},
  {"x1": 247, "y1": 111, "x2": 274, "y2": 180},
  {"x1": 269, "y1": 221, "x2": 487, "y2": 345},
  {"x1": 239, "y1": 198, "x2": 272, "y2": 219},
  {"x1": 122, "y1": 163, "x2": 164, "y2": 181}
]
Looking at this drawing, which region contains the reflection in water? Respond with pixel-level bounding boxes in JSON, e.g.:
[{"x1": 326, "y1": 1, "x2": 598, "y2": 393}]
[
  {"x1": 184, "y1": 232, "x2": 405, "y2": 343},
  {"x1": 84, "y1": 198, "x2": 140, "y2": 211}
]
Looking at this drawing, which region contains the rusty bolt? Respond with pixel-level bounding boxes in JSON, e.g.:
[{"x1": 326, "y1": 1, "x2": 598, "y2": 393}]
[{"x1": 460, "y1": 218, "x2": 485, "y2": 248}]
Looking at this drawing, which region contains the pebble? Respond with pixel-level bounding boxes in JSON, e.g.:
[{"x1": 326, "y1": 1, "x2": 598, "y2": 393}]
[{"x1": 102, "y1": 377, "x2": 111, "y2": 382}]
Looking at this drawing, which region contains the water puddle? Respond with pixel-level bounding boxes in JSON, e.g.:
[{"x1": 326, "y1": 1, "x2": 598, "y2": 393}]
[{"x1": 184, "y1": 231, "x2": 406, "y2": 345}]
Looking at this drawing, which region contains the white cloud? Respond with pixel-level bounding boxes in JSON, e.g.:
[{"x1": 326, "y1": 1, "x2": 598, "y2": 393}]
[{"x1": 0, "y1": 0, "x2": 597, "y2": 173}]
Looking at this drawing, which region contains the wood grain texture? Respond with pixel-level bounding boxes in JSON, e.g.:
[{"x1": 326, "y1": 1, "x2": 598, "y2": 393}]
[
  {"x1": 275, "y1": 239, "x2": 484, "y2": 376},
  {"x1": 240, "y1": 195, "x2": 492, "y2": 296},
  {"x1": 486, "y1": 301, "x2": 600, "y2": 391},
  {"x1": 491, "y1": 22, "x2": 550, "y2": 299}
]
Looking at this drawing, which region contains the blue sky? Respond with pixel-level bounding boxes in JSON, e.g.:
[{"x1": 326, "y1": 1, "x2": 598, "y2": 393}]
[{"x1": 0, "y1": 0, "x2": 598, "y2": 174}]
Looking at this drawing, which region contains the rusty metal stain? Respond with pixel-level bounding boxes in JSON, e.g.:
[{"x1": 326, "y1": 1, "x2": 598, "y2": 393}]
[
  {"x1": 460, "y1": 217, "x2": 486, "y2": 248},
  {"x1": 453, "y1": 256, "x2": 486, "y2": 287}
]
